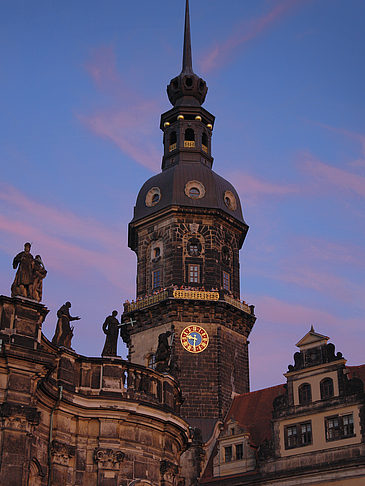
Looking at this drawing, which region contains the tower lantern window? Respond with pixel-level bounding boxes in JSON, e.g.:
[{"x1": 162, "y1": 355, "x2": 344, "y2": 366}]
[{"x1": 184, "y1": 128, "x2": 195, "y2": 148}]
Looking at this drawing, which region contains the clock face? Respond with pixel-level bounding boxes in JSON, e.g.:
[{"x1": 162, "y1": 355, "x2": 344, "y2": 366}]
[{"x1": 180, "y1": 325, "x2": 209, "y2": 353}]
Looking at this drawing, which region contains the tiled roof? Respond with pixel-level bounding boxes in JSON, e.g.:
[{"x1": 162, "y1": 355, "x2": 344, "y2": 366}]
[
  {"x1": 226, "y1": 384, "x2": 285, "y2": 447},
  {"x1": 347, "y1": 364, "x2": 365, "y2": 383}
]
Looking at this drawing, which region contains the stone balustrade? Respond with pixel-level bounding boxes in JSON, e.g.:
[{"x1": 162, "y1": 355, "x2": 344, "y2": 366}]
[{"x1": 44, "y1": 356, "x2": 182, "y2": 413}]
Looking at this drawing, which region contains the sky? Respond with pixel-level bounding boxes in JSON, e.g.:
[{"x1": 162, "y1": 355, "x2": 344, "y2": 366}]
[{"x1": 1, "y1": 0, "x2": 364, "y2": 391}]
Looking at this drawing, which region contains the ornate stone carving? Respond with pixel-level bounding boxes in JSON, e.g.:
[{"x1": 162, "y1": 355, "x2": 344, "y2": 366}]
[
  {"x1": 51, "y1": 440, "x2": 75, "y2": 466},
  {"x1": 93, "y1": 448, "x2": 125, "y2": 469},
  {"x1": 160, "y1": 459, "x2": 178, "y2": 481},
  {"x1": 0, "y1": 402, "x2": 40, "y2": 431}
]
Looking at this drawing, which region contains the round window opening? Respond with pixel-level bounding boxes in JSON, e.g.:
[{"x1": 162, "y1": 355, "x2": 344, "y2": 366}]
[
  {"x1": 185, "y1": 180, "x2": 206, "y2": 200},
  {"x1": 189, "y1": 187, "x2": 200, "y2": 199},
  {"x1": 145, "y1": 187, "x2": 161, "y2": 207},
  {"x1": 223, "y1": 190, "x2": 237, "y2": 211}
]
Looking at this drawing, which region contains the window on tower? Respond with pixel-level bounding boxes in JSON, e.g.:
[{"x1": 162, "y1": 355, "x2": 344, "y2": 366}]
[
  {"x1": 169, "y1": 131, "x2": 177, "y2": 152},
  {"x1": 187, "y1": 237, "x2": 202, "y2": 256},
  {"x1": 152, "y1": 270, "x2": 161, "y2": 289},
  {"x1": 202, "y1": 132, "x2": 208, "y2": 153},
  {"x1": 223, "y1": 271, "x2": 230, "y2": 291},
  {"x1": 188, "y1": 264, "x2": 200, "y2": 283},
  {"x1": 184, "y1": 128, "x2": 195, "y2": 148}
]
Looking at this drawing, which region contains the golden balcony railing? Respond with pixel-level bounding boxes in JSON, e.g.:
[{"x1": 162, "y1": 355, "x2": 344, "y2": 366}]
[
  {"x1": 173, "y1": 290, "x2": 219, "y2": 301},
  {"x1": 125, "y1": 291, "x2": 168, "y2": 313},
  {"x1": 223, "y1": 294, "x2": 251, "y2": 313},
  {"x1": 184, "y1": 140, "x2": 195, "y2": 148},
  {"x1": 169, "y1": 143, "x2": 177, "y2": 152},
  {"x1": 123, "y1": 289, "x2": 253, "y2": 315},
  {"x1": 202, "y1": 144, "x2": 208, "y2": 153}
]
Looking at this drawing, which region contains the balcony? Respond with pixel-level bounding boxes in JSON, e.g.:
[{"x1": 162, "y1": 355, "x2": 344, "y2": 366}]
[
  {"x1": 169, "y1": 143, "x2": 177, "y2": 152},
  {"x1": 202, "y1": 144, "x2": 208, "y2": 153},
  {"x1": 43, "y1": 356, "x2": 182, "y2": 413},
  {"x1": 123, "y1": 288, "x2": 253, "y2": 315}
]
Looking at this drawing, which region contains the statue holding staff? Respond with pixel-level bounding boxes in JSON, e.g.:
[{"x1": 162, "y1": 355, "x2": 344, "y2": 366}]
[{"x1": 52, "y1": 302, "x2": 80, "y2": 348}]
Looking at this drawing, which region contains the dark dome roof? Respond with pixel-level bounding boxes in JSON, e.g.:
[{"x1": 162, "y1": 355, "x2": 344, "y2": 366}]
[{"x1": 131, "y1": 162, "x2": 245, "y2": 224}]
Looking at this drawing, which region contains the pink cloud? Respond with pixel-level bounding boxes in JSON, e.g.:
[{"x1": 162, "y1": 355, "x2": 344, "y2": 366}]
[
  {"x1": 0, "y1": 184, "x2": 135, "y2": 295},
  {"x1": 301, "y1": 153, "x2": 365, "y2": 198},
  {"x1": 230, "y1": 170, "x2": 298, "y2": 200},
  {"x1": 79, "y1": 102, "x2": 161, "y2": 172},
  {"x1": 254, "y1": 295, "x2": 343, "y2": 330},
  {"x1": 80, "y1": 46, "x2": 162, "y2": 172},
  {"x1": 199, "y1": 0, "x2": 309, "y2": 73}
]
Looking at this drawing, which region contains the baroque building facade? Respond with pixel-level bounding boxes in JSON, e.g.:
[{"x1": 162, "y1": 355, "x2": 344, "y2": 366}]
[{"x1": 1, "y1": 1, "x2": 365, "y2": 485}]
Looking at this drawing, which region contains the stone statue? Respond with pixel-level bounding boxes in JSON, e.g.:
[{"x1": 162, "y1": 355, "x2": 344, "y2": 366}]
[
  {"x1": 101, "y1": 311, "x2": 120, "y2": 357},
  {"x1": 52, "y1": 302, "x2": 80, "y2": 348},
  {"x1": 11, "y1": 243, "x2": 47, "y2": 302},
  {"x1": 32, "y1": 255, "x2": 47, "y2": 302},
  {"x1": 155, "y1": 331, "x2": 172, "y2": 372},
  {"x1": 11, "y1": 242, "x2": 34, "y2": 299}
]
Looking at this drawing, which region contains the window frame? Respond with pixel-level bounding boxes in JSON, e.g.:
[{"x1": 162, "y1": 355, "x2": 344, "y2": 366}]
[
  {"x1": 224, "y1": 445, "x2": 232, "y2": 462},
  {"x1": 325, "y1": 413, "x2": 354, "y2": 442},
  {"x1": 298, "y1": 382, "x2": 312, "y2": 405},
  {"x1": 188, "y1": 264, "x2": 200, "y2": 283},
  {"x1": 284, "y1": 421, "x2": 312, "y2": 450},
  {"x1": 223, "y1": 271, "x2": 230, "y2": 291},
  {"x1": 320, "y1": 377, "x2": 334, "y2": 400},
  {"x1": 152, "y1": 269, "x2": 161, "y2": 289}
]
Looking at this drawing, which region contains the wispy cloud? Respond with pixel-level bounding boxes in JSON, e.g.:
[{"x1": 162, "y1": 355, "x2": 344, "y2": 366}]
[
  {"x1": 0, "y1": 183, "x2": 134, "y2": 294},
  {"x1": 230, "y1": 170, "x2": 298, "y2": 201},
  {"x1": 199, "y1": 0, "x2": 308, "y2": 73},
  {"x1": 79, "y1": 46, "x2": 161, "y2": 172},
  {"x1": 301, "y1": 152, "x2": 365, "y2": 198}
]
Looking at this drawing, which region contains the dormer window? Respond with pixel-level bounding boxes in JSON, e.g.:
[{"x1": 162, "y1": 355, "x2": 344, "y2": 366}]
[
  {"x1": 169, "y1": 131, "x2": 177, "y2": 152},
  {"x1": 224, "y1": 446, "x2": 232, "y2": 462},
  {"x1": 320, "y1": 378, "x2": 334, "y2": 399},
  {"x1": 184, "y1": 128, "x2": 195, "y2": 148},
  {"x1": 298, "y1": 383, "x2": 312, "y2": 404}
]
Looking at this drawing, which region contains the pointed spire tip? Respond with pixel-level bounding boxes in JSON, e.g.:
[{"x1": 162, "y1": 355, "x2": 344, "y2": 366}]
[{"x1": 182, "y1": 0, "x2": 193, "y2": 73}]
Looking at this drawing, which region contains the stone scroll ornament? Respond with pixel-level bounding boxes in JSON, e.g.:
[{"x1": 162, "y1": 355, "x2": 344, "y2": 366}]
[
  {"x1": 52, "y1": 302, "x2": 80, "y2": 348},
  {"x1": 11, "y1": 242, "x2": 47, "y2": 302}
]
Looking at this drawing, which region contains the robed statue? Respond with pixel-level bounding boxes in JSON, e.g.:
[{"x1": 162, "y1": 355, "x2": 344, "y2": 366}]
[
  {"x1": 155, "y1": 331, "x2": 172, "y2": 372},
  {"x1": 52, "y1": 302, "x2": 80, "y2": 348},
  {"x1": 11, "y1": 242, "x2": 47, "y2": 302},
  {"x1": 101, "y1": 310, "x2": 120, "y2": 357}
]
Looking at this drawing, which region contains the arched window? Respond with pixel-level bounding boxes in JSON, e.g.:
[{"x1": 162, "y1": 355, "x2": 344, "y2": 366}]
[
  {"x1": 202, "y1": 132, "x2": 208, "y2": 153},
  {"x1": 187, "y1": 237, "x2": 202, "y2": 256},
  {"x1": 184, "y1": 128, "x2": 195, "y2": 148},
  {"x1": 298, "y1": 383, "x2": 312, "y2": 404},
  {"x1": 320, "y1": 378, "x2": 334, "y2": 399},
  {"x1": 169, "y1": 131, "x2": 177, "y2": 152}
]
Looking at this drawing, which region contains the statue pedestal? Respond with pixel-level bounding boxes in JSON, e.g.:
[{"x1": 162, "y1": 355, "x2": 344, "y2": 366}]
[{"x1": 0, "y1": 295, "x2": 49, "y2": 350}]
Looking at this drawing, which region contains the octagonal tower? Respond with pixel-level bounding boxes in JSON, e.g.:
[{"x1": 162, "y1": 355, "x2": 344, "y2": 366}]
[{"x1": 123, "y1": 0, "x2": 256, "y2": 440}]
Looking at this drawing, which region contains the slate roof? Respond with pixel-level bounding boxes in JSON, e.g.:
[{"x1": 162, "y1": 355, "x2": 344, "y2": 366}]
[{"x1": 130, "y1": 162, "x2": 246, "y2": 225}]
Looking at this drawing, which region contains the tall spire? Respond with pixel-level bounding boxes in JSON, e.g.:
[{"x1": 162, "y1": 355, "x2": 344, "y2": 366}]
[
  {"x1": 182, "y1": 0, "x2": 193, "y2": 73},
  {"x1": 166, "y1": 0, "x2": 208, "y2": 107}
]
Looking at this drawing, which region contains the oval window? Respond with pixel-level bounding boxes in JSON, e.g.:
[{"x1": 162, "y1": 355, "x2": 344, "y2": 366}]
[
  {"x1": 189, "y1": 187, "x2": 200, "y2": 199},
  {"x1": 185, "y1": 180, "x2": 206, "y2": 200}
]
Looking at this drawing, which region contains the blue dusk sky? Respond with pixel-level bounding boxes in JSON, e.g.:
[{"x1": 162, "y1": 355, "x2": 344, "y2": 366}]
[{"x1": 0, "y1": 0, "x2": 364, "y2": 391}]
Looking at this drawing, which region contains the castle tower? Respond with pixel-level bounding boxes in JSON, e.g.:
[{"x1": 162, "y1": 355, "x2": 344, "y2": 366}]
[{"x1": 123, "y1": 0, "x2": 256, "y2": 439}]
